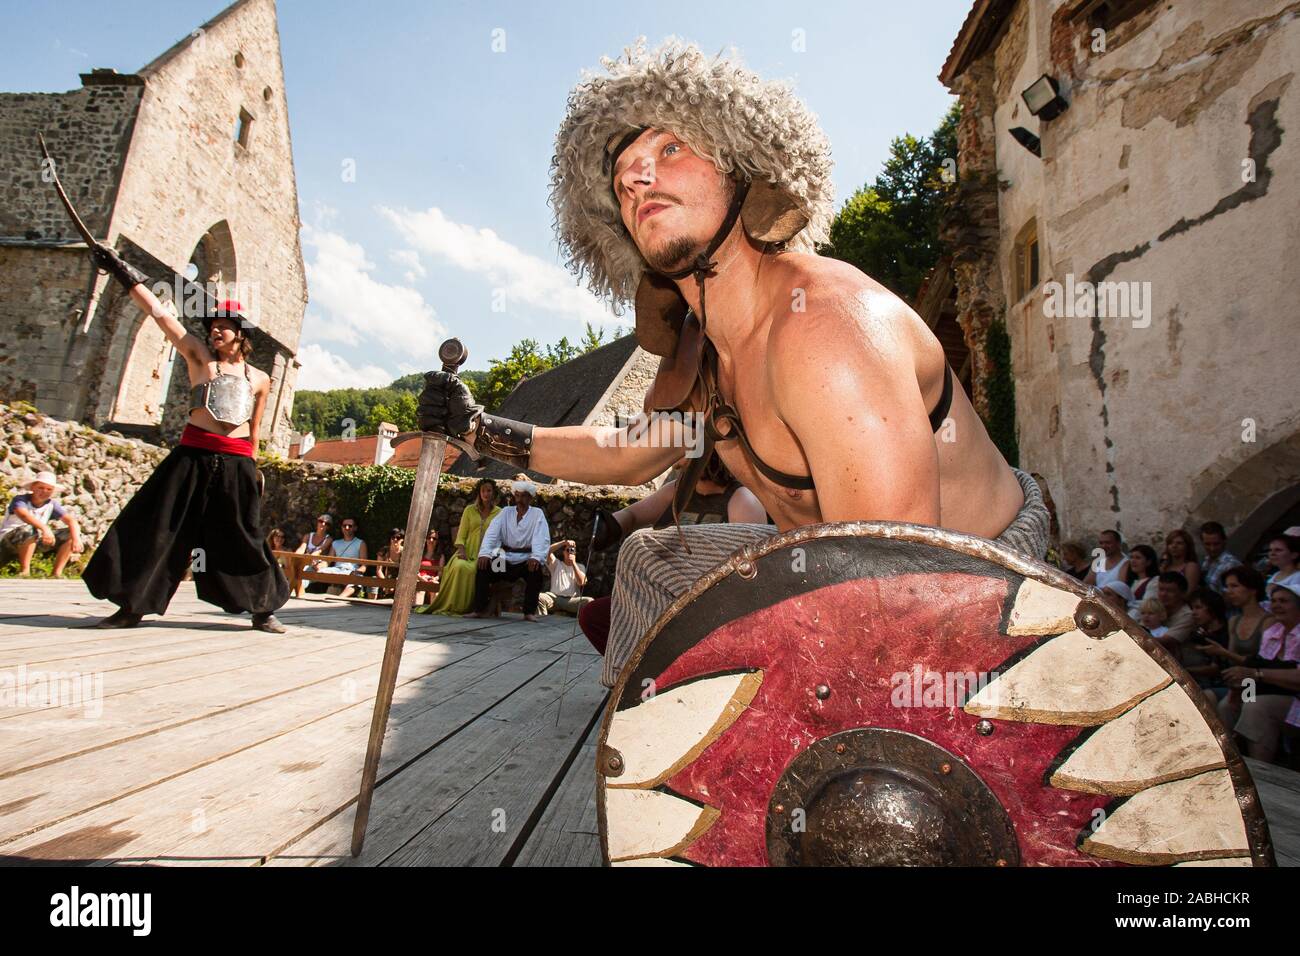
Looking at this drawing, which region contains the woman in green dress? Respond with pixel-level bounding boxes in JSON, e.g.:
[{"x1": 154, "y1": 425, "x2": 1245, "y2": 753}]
[{"x1": 417, "y1": 478, "x2": 500, "y2": 615}]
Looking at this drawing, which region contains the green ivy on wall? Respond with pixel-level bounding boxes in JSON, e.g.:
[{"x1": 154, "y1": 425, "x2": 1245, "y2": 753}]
[{"x1": 983, "y1": 318, "x2": 1019, "y2": 468}]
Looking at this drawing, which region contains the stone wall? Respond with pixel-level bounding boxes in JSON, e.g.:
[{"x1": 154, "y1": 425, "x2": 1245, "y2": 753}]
[
  {"x1": 945, "y1": 0, "x2": 1300, "y2": 548},
  {"x1": 0, "y1": 401, "x2": 167, "y2": 555},
  {"x1": 0, "y1": 80, "x2": 142, "y2": 242}
]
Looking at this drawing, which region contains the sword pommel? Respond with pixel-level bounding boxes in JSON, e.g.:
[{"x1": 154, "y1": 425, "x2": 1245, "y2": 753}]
[{"x1": 438, "y1": 337, "x2": 468, "y2": 373}]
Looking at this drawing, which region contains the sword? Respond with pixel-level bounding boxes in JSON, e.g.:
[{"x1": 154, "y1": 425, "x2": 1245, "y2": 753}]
[
  {"x1": 350, "y1": 337, "x2": 467, "y2": 857},
  {"x1": 37, "y1": 132, "x2": 98, "y2": 248}
]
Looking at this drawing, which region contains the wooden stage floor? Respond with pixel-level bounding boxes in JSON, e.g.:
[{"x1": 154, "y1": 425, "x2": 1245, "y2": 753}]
[
  {"x1": 0, "y1": 580, "x2": 604, "y2": 867},
  {"x1": 0, "y1": 579, "x2": 1296, "y2": 867}
]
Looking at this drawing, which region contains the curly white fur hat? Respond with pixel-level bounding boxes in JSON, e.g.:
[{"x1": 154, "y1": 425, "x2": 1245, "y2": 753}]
[{"x1": 550, "y1": 38, "x2": 835, "y2": 350}]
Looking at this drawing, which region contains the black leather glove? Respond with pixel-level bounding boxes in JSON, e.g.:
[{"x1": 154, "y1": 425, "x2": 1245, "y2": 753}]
[
  {"x1": 591, "y1": 508, "x2": 626, "y2": 551},
  {"x1": 417, "y1": 370, "x2": 479, "y2": 440},
  {"x1": 91, "y1": 242, "x2": 149, "y2": 289}
]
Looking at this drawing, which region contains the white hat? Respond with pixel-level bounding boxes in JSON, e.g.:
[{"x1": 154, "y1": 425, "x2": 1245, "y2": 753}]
[
  {"x1": 1101, "y1": 580, "x2": 1134, "y2": 604},
  {"x1": 22, "y1": 471, "x2": 61, "y2": 493},
  {"x1": 512, "y1": 480, "x2": 538, "y2": 498}
]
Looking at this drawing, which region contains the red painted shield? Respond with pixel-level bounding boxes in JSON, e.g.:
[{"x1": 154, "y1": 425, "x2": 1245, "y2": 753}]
[{"x1": 597, "y1": 524, "x2": 1274, "y2": 867}]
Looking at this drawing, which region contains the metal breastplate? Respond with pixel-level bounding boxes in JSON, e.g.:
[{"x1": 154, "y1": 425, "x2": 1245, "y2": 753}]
[{"x1": 191, "y1": 371, "x2": 254, "y2": 427}]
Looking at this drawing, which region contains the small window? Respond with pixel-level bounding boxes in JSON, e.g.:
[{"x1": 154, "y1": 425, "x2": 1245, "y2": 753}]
[
  {"x1": 1013, "y1": 218, "x2": 1040, "y2": 301},
  {"x1": 234, "y1": 51, "x2": 245, "y2": 68},
  {"x1": 262, "y1": 86, "x2": 273, "y2": 102},
  {"x1": 235, "y1": 107, "x2": 253, "y2": 149},
  {"x1": 1068, "y1": 0, "x2": 1159, "y2": 32}
]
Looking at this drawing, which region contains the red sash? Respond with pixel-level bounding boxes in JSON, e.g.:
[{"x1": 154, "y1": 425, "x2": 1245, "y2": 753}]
[{"x1": 180, "y1": 423, "x2": 254, "y2": 458}]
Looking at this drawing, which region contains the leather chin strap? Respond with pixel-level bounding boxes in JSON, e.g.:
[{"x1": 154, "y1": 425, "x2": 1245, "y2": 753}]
[{"x1": 647, "y1": 178, "x2": 751, "y2": 555}]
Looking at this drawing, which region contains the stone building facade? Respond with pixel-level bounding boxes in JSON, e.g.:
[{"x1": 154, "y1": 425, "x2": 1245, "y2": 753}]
[
  {"x1": 0, "y1": 0, "x2": 306, "y2": 453},
  {"x1": 940, "y1": 0, "x2": 1300, "y2": 554}
]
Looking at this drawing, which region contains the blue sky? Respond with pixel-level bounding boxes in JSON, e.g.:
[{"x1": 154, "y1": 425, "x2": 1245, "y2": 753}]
[{"x1": 4, "y1": 0, "x2": 971, "y2": 390}]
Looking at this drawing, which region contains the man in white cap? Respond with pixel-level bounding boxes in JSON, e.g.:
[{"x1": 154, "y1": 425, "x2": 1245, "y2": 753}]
[
  {"x1": 0, "y1": 471, "x2": 82, "y2": 577},
  {"x1": 419, "y1": 39, "x2": 1049, "y2": 683},
  {"x1": 467, "y1": 477, "x2": 551, "y2": 622}
]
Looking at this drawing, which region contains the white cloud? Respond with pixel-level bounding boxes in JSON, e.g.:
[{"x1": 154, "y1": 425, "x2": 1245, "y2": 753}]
[
  {"x1": 389, "y1": 248, "x2": 426, "y2": 284},
  {"x1": 301, "y1": 224, "x2": 446, "y2": 358},
  {"x1": 378, "y1": 206, "x2": 622, "y2": 327},
  {"x1": 295, "y1": 342, "x2": 395, "y2": 392}
]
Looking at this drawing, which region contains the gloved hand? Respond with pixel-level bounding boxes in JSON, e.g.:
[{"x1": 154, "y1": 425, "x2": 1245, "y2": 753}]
[
  {"x1": 90, "y1": 242, "x2": 149, "y2": 289},
  {"x1": 591, "y1": 508, "x2": 626, "y2": 551},
  {"x1": 417, "y1": 370, "x2": 480, "y2": 440}
]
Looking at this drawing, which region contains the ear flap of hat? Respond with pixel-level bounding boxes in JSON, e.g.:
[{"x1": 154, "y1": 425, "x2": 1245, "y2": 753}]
[
  {"x1": 740, "y1": 178, "x2": 808, "y2": 243},
  {"x1": 633, "y1": 271, "x2": 690, "y2": 357},
  {"x1": 644, "y1": 313, "x2": 704, "y2": 413}
]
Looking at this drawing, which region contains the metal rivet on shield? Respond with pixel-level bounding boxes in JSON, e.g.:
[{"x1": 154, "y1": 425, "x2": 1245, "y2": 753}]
[
  {"x1": 815, "y1": 684, "x2": 831, "y2": 700},
  {"x1": 1080, "y1": 612, "x2": 1100, "y2": 630},
  {"x1": 941, "y1": 762, "x2": 952, "y2": 775},
  {"x1": 600, "y1": 746, "x2": 624, "y2": 777},
  {"x1": 737, "y1": 561, "x2": 757, "y2": 580},
  {"x1": 774, "y1": 804, "x2": 785, "y2": 814},
  {"x1": 976, "y1": 719, "x2": 994, "y2": 737}
]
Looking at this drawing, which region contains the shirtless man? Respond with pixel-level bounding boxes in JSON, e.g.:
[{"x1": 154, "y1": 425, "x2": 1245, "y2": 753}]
[
  {"x1": 419, "y1": 40, "x2": 1048, "y2": 685},
  {"x1": 81, "y1": 243, "x2": 289, "y2": 631}
]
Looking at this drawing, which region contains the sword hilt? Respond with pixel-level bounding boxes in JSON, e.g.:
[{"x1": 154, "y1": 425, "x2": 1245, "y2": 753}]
[{"x1": 438, "y1": 337, "x2": 468, "y2": 373}]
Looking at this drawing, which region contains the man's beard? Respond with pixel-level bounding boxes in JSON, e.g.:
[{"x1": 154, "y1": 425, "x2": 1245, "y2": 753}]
[{"x1": 644, "y1": 234, "x2": 699, "y2": 274}]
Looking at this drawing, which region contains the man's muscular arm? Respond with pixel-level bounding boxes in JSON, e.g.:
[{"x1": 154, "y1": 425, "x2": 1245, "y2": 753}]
[
  {"x1": 418, "y1": 370, "x2": 681, "y2": 485},
  {"x1": 770, "y1": 294, "x2": 941, "y2": 525}
]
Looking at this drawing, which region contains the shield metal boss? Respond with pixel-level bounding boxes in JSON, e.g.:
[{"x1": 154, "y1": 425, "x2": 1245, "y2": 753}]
[{"x1": 596, "y1": 523, "x2": 1275, "y2": 867}]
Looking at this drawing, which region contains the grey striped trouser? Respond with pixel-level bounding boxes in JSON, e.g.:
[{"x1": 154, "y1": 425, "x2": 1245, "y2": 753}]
[{"x1": 603, "y1": 468, "x2": 1050, "y2": 688}]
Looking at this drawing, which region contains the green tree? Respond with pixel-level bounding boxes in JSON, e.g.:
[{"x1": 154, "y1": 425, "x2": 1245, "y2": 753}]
[{"x1": 820, "y1": 103, "x2": 960, "y2": 302}]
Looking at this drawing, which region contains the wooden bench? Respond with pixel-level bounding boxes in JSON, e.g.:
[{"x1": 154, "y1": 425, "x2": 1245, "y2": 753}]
[{"x1": 273, "y1": 550, "x2": 440, "y2": 601}]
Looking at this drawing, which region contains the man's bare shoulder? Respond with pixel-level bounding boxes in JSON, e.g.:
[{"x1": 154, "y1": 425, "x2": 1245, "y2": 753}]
[{"x1": 766, "y1": 253, "x2": 919, "y2": 370}]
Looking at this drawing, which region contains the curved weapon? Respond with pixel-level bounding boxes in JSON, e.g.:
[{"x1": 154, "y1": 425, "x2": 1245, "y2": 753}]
[{"x1": 37, "y1": 132, "x2": 98, "y2": 248}]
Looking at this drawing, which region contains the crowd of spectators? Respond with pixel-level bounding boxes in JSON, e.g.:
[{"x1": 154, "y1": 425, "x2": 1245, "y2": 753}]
[{"x1": 1057, "y1": 521, "x2": 1300, "y2": 767}]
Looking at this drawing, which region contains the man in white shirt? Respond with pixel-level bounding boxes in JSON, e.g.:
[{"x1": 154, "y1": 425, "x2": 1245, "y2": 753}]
[
  {"x1": 467, "y1": 479, "x2": 551, "y2": 622},
  {"x1": 538, "y1": 539, "x2": 593, "y2": 617}
]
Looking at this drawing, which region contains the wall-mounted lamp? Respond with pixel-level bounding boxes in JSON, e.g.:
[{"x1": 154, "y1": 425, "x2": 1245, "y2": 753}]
[
  {"x1": 1009, "y1": 126, "x2": 1042, "y2": 157},
  {"x1": 1021, "y1": 74, "x2": 1069, "y2": 121}
]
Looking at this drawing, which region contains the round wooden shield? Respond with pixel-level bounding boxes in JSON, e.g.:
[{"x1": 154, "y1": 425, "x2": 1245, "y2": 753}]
[{"x1": 596, "y1": 523, "x2": 1275, "y2": 867}]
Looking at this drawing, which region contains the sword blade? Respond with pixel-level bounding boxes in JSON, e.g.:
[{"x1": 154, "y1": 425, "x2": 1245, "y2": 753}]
[
  {"x1": 350, "y1": 433, "x2": 446, "y2": 856},
  {"x1": 36, "y1": 133, "x2": 98, "y2": 248}
]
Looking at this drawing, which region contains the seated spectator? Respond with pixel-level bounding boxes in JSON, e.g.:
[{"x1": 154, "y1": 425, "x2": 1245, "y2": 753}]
[
  {"x1": 416, "y1": 479, "x2": 500, "y2": 617},
  {"x1": 1199, "y1": 521, "x2": 1240, "y2": 594},
  {"x1": 1151, "y1": 571, "x2": 1194, "y2": 657},
  {"x1": 296, "y1": 514, "x2": 334, "y2": 571},
  {"x1": 418, "y1": 529, "x2": 444, "y2": 605},
  {"x1": 1264, "y1": 534, "x2": 1300, "y2": 597},
  {"x1": 466, "y1": 479, "x2": 549, "y2": 622},
  {"x1": 538, "y1": 539, "x2": 593, "y2": 617},
  {"x1": 266, "y1": 528, "x2": 289, "y2": 570},
  {"x1": 1215, "y1": 581, "x2": 1300, "y2": 764},
  {"x1": 308, "y1": 517, "x2": 368, "y2": 598},
  {"x1": 1085, "y1": 529, "x2": 1128, "y2": 590},
  {"x1": 1221, "y1": 565, "x2": 1274, "y2": 658},
  {"x1": 0, "y1": 471, "x2": 82, "y2": 577},
  {"x1": 374, "y1": 528, "x2": 406, "y2": 599},
  {"x1": 1184, "y1": 588, "x2": 1229, "y2": 690},
  {"x1": 1137, "y1": 598, "x2": 1168, "y2": 638},
  {"x1": 1059, "y1": 541, "x2": 1091, "y2": 580},
  {"x1": 1124, "y1": 544, "x2": 1161, "y2": 612},
  {"x1": 1161, "y1": 529, "x2": 1201, "y2": 592}
]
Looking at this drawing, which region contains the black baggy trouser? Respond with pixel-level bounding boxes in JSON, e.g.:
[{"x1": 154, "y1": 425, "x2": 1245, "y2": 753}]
[
  {"x1": 472, "y1": 559, "x2": 543, "y2": 615},
  {"x1": 83, "y1": 445, "x2": 289, "y2": 616}
]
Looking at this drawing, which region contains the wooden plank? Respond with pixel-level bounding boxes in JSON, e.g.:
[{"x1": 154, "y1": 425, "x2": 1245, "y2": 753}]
[
  {"x1": 0, "y1": 648, "x2": 566, "y2": 863},
  {"x1": 378, "y1": 657, "x2": 606, "y2": 866},
  {"x1": 512, "y1": 710, "x2": 604, "y2": 868},
  {"x1": 0, "y1": 640, "x2": 499, "y2": 844},
  {"x1": 0, "y1": 631, "x2": 392, "y2": 776},
  {"x1": 265, "y1": 654, "x2": 600, "y2": 866}
]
